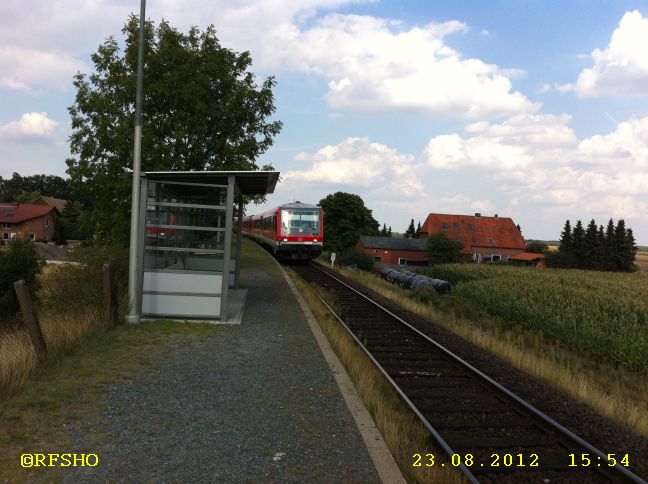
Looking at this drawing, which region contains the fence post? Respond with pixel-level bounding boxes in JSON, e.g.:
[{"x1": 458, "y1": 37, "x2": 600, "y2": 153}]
[
  {"x1": 13, "y1": 280, "x2": 47, "y2": 356},
  {"x1": 103, "y1": 262, "x2": 118, "y2": 325}
]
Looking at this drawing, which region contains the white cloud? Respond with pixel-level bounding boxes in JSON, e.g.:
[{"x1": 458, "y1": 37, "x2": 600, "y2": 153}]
[
  {"x1": 423, "y1": 113, "x2": 578, "y2": 170},
  {"x1": 565, "y1": 10, "x2": 648, "y2": 97},
  {"x1": 421, "y1": 113, "x2": 648, "y2": 235},
  {"x1": 0, "y1": 112, "x2": 59, "y2": 141},
  {"x1": 284, "y1": 136, "x2": 422, "y2": 195},
  {"x1": 260, "y1": 13, "x2": 538, "y2": 117},
  {"x1": 0, "y1": 46, "x2": 86, "y2": 91}
]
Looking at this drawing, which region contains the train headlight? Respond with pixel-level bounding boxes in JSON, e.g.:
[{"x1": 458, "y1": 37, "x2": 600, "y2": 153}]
[
  {"x1": 313, "y1": 238, "x2": 318, "y2": 242},
  {"x1": 283, "y1": 237, "x2": 288, "y2": 242}
]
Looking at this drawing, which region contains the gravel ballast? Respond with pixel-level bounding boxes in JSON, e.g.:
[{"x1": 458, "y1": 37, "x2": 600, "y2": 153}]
[{"x1": 58, "y1": 246, "x2": 380, "y2": 482}]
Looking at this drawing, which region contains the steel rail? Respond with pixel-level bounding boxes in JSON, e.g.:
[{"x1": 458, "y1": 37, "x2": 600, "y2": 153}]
[{"x1": 303, "y1": 262, "x2": 647, "y2": 484}]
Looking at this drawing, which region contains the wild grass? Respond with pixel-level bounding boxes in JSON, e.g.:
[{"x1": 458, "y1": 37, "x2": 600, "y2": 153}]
[
  {"x1": 288, "y1": 268, "x2": 465, "y2": 484},
  {"x1": 330, "y1": 265, "x2": 648, "y2": 439},
  {"x1": 0, "y1": 248, "x2": 128, "y2": 393}
]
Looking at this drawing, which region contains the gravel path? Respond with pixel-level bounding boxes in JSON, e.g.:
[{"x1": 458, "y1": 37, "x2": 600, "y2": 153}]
[{"x1": 58, "y1": 251, "x2": 380, "y2": 482}]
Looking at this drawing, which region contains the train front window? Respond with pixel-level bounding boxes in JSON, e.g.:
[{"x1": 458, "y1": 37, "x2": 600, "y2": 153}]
[{"x1": 281, "y1": 210, "x2": 320, "y2": 235}]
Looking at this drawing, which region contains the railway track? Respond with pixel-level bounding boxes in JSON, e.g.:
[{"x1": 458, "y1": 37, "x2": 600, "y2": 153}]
[{"x1": 292, "y1": 262, "x2": 646, "y2": 483}]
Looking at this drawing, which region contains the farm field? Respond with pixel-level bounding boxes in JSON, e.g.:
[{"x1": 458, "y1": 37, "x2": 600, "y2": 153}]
[
  {"x1": 425, "y1": 264, "x2": 648, "y2": 374},
  {"x1": 636, "y1": 252, "x2": 648, "y2": 271}
]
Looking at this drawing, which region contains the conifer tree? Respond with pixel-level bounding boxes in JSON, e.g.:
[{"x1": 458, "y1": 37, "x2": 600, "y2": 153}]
[
  {"x1": 415, "y1": 221, "x2": 422, "y2": 238},
  {"x1": 625, "y1": 227, "x2": 638, "y2": 271},
  {"x1": 603, "y1": 218, "x2": 616, "y2": 271},
  {"x1": 571, "y1": 220, "x2": 585, "y2": 269},
  {"x1": 405, "y1": 219, "x2": 415, "y2": 237},
  {"x1": 559, "y1": 220, "x2": 573, "y2": 254},
  {"x1": 387, "y1": 226, "x2": 392, "y2": 237},
  {"x1": 380, "y1": 223, "x2": 387, "y2": 236},
  {"x1": 583, "y1": 219, "x2": 599, "y2": 269}
]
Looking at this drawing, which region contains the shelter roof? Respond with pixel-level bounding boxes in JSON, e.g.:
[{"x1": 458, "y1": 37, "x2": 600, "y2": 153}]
[
  {"x1": 358, "y1": 236, "x2": 428, "y2": 251},
  {"x1": 144, "y1": 171, "x2": 279, "y2": 196},
  {"x1": 0, "y1": 203, "x2": 57, "y2": 223}
]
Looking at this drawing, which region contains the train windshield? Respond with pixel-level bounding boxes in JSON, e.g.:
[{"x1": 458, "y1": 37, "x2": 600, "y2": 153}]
[{"x1": 281, "y1": 210, "x2": 320, "y2": 235}]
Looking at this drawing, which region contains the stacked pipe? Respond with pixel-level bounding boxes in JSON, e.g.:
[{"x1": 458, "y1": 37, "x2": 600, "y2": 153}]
[{"x1": 378, "y1": 268, "x2": 451, "y2": 294}]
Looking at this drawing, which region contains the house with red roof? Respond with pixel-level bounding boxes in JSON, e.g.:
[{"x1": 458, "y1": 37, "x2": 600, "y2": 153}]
[
  {"x1": 420, "y1": 212, "x2": 526, "y2": 263},
  {"x1": 0, "y1": 203, "x2": 59, "y2": 244}
]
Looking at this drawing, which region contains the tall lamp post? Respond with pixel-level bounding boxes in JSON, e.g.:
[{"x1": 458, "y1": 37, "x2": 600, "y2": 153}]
[{"x1": 126, "y1": 0, "x2": 146, "y2": 323}]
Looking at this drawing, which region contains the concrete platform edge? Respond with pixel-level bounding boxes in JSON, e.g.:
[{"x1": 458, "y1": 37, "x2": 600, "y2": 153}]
[{"x1": 276, "y1": 261, "x2": 406, "y2": 484}]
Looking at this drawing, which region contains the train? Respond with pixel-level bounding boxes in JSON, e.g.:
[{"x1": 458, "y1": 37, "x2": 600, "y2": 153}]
[{"x1": 242, "y1": 201, "x2": 324, "y2": 260}]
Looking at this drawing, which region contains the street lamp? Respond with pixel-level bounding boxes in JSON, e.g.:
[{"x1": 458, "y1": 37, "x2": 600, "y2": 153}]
[{"x1": 126, "y1": 0, "x2": 146, "y2": 323}]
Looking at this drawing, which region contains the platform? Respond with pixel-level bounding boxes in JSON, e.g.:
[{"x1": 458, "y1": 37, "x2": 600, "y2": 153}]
[{"x1": 55, "y1": 240, "x2": 391, "y2": 482}]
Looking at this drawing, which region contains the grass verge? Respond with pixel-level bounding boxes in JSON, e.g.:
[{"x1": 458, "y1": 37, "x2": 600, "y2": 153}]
[
  {"x1": 0, "y1": 320, "x2": 215, "y2": 482},
  {"x1": 329, "y1": 265, "x2": 648, "y2": 439},
  {"x1": 286, "y1": 267, "x2": 465, "y2": 484}
]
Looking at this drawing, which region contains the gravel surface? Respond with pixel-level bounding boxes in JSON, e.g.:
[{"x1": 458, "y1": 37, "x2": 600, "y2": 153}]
[
  {"x1": 54, "y1": 253, "x2": 380, "y2": 483},
  {"x1": 323, "y1": 265, "x2": 648, "y2": 482}
]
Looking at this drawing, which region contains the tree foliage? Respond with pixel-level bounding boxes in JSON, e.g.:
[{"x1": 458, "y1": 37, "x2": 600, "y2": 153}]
[
  {"x1": 66, "y1": 16, "x2": 282, "y2": 244},
  {"x1": 525, "y1": 241, "x2": 548, "y2": 254},
  {"x1": 319, "y1": 192, "x2": 379, "y2": 251},
  {"x1": 0, "y1": 173, "x2": 72, "y2": 203},
  {"x1": 0, "y1": 240, "x2": 43, "y2": 320},
  {"x1": 404, "y1": 219, "x2": 416, "y2": 238},
  {"x1": 547, "y1": 218, "x2": 638, "y2": 271},
  {"x1": 426, "y1": 231, "x2": 464, "y2": 265}
]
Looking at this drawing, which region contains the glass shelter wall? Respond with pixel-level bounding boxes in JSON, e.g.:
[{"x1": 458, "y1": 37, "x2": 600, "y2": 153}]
[{"x1": 140, "y1": 178, "x2": 235, "y2": 320}]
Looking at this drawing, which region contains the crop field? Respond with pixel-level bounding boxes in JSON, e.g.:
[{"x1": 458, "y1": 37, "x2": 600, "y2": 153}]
[
  {"x1": 424, "y1": 264, "x2": 648, "y2": 374},
  {"x1": 636, "y1": 252, "x2": 648, "y2": 272}
]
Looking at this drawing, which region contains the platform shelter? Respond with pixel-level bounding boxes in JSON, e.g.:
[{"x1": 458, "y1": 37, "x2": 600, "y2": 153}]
[{"x1": 132, "y1": 171, "x2": 279, "y2": 322}]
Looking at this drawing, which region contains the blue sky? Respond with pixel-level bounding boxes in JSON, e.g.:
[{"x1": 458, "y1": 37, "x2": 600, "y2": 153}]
[{"x1": 1, "y1": 1, "x2": 648, "y2": 242}]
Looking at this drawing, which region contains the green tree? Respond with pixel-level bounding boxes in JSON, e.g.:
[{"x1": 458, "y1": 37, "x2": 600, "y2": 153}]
[
  {"x1": 0, "y1": 172, "x2": 72, "y2": 202},
  {"x1": 319, "y1": 192, "x2": 379, "y2": 251},
  {"x1": 415, "y1": 220, "x2": 422, "y2": 238},
  {"x1": 582, "y1": 219, "x2": 599, "y2": 269},
  {"x1": 380, "y1": 223, "x2": 387, "y2": 236},
  {"x1": 405, "y1": 219, "x2": 415, "y2": 237},
  {"x1": 571, "y1": 220, "x2": 585, "y2": 268},
  {"x1": 426, "y1": 231, "x2": 464, "y2": 265},
  {"x1": 66, "y1": 17, "x2": 282, "y2": 244},
  {"x1": 0, "y1": 240, "x2": 43, "y2": 320},
  {"x1": 559, "y1": 219, "x2": 573, "y2": 254},
  {"x1": 525, "y1": 241, "x2": 548, "y2": 254},
  {"x1": 387, "y1": 226, "x2": 392, "y2": 237}
]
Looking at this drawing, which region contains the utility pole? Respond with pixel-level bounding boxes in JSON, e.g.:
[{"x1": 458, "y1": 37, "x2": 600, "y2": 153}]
[{"x1": 126, "y1": 0, "x2": 146, "y2": 323}]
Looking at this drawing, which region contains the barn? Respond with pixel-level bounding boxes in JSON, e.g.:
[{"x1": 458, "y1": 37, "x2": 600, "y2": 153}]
[
  {"x1": 421, "y1": 212, "x2": 525, "y2": 263},
  {"x1": 356, "y1": 236, "x2": 428, "y2": 266}
]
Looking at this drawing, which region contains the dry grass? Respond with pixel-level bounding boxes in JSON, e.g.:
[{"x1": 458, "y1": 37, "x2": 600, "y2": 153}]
[
  {"x1": 331, "y1": 265, "x2": 648, "y2": 439},
  {"x1": 0, "y1": 260, "x2": 114, "y2": 393},
  {"x1": 636, "y1": 252, "x2": 648, "y2": 272},
  {"x1": 288, "y1": 268, "x2": 465, "y2": 484}
]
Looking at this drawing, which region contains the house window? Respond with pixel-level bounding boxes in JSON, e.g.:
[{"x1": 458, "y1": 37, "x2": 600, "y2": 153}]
[
  {"x1": 29, "y1": 233, "x2": 36, "y2": 241},
  {"x1": 483, "y1": 253, "x2": 492, "y2": 263},
  {"x1": 44, "y1": 216, "x2": 49, "y2": 228},
  {"x1": 467, "y1": 223, "x2": 473, "y2": 231},
  {"x1": 492, "y1": 254, "x2": 501, "y2": 263},
  {"x1": 442, "y1": 222, "x2": 449, "y2": 229},
  {"x1": 453, "y1": 223, "x2": 460, "y2": 231},
  {"x1": 398, "y1": 258, "x2": 406, "y2": 265},
  {"x1": 2, "y1": 233, "x2": 8, "y2": 240},
  {"x1": 489, "y1": 238, "x2": 494, "y2": 245},
  {"x1": 1, "y1": 223, "x2": 9, "y2": 229},
  {"x1": 374, "y1": 256, "x2": 382, "y2": 262}
]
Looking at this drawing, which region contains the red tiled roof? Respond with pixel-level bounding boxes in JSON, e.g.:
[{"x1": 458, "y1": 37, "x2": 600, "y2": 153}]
[
  {"x1": 422, "y1": 213, "x2": 525, "y2": 254},
  {"x1": 0, "y1": 203, "x2": 56, "y2": 224},
  {"x1": 509, "y1": 252, "x2": 545, "y2": 261}
]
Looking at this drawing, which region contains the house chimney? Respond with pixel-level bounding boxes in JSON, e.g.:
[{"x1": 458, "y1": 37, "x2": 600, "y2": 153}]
[
  {"x1": 474, "y1": 212, "x2": 481, "y2": 218},
  {"x1": 494, "y1": 214, "x2": 498, "y2": 218}
]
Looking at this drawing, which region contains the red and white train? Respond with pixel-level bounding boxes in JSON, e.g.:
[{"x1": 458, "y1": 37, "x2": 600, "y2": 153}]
[{"x1": 242, "y1": 201, "x2": 324, "y2": 260}]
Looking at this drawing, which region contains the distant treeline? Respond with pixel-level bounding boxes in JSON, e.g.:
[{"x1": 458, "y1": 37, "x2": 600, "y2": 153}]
[{"x1": 547, "y1": 219, "x2": 638, "y2": 272}]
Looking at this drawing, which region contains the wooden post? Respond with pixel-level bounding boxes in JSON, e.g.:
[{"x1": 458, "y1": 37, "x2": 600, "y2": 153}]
[
  {"x1": 103, "y1": 262, "x2": 118, "y2": 325},
  {"x1": 13, "y1": 280, "x2": 47, "y2": 356}
]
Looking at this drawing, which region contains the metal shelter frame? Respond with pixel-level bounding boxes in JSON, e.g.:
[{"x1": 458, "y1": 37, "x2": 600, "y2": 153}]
[{"x1": 129, "y1": 171, "x2": 279, "y2": 322}]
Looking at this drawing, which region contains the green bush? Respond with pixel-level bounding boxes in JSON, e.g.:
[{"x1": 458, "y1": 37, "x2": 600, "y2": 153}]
[
  {"x1": 0, "y1": 239, "x2": 43, "y2": 320},
  {"x1": 336, "y1": 248, "x2": 376, "y2": 272}
]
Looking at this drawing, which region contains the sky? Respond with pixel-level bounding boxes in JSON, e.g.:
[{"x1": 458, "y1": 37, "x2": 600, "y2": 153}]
[{"x1": 1, "y1": 1, "x2": 648, "y2": 243}]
